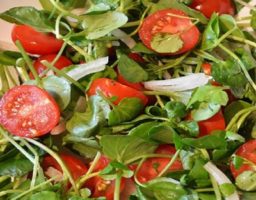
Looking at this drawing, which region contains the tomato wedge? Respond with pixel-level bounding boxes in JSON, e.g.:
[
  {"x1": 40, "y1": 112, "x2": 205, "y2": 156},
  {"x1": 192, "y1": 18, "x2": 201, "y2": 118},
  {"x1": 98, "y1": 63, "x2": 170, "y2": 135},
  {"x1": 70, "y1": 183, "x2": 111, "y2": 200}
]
[
  {"x1": 230, "y1": 140, "x2": 256, "y2": 178},
  {"x1": 190, "y1": 0, "x2": 235, "y2": 18},
  {"x1": 12, "y1": 25, "x2": 63, "y2": 55},
  {"x1": 139, "y1": 9, "x2": 200, "y2": 55},
  {"x1": 87, "y1": 78, "x2": 148, "y2": 105},
  {"x1": 0, "y1": 85, "x2": 60, "y2": 138},
  {"x1": 135, "y1": 144, "x2": 183, "y2": 183}
]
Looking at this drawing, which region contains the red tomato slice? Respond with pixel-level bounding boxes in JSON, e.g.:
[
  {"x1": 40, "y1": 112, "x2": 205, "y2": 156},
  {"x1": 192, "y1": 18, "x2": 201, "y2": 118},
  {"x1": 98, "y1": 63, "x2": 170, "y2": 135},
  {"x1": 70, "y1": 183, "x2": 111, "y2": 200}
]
[
  {"x1": 136, "y1": 144, "x2": 183, "y2": 183},
  {"x1": 33, "y1": 54, "x2": 72, "y2": 75},
  {"x1": 190, "y1": 0, "x2": 235, "y2": 18},
  {"x1": 202, "y1": 63, "x2": 212, "y2": 76},
  {"x1": 0, "y1": 85, "x2": 60, "y2": 138},
  {"x1": 230, "y1": 140, "x2": 256, "y2": 178},
  {"x1": 42, "y1": 153, "x2": 88, "y2": 181},
  {"x1": 139, "y1": 9, "x2": 200, "y2": 55},
  {"x1": 12, "y1": 25, "x2": 63, "y2": 55},
  {"x1": 87, "y1": 78, "x2": 148, "y2": 105}
]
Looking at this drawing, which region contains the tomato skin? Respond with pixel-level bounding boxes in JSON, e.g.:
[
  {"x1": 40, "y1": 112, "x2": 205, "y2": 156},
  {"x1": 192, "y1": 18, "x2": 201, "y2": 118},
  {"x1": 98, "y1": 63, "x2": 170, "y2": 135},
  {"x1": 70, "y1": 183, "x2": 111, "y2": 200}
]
[
  {"x1": 190, "y1": 0, "x2": 235, "y2": 18},
  {"x1": 87, "y1": 78, "x2": 148, "y2": 105},
  {"x1": 139, "y1": 9, "x2": 200, "y2": 55},
  {"x1": 136, "y1": 144, "x2": 183, "y2": 183},
  {"x1": 0, "y1": 85, "x2": 60, "y2": 138},
  {"x1": 202, "y1": 63, "x2": 212, "y2": 76},
  {"x1": 12, "y1": 25, "x2": 63, "y2": 55},
  {"x1": 33, "y1": 54, "x2": 72, "y2": 75},
  {"x1": 42, "y1": 153, "x2": 88, "y2": 181},
  {"x1": 230, "y1": 140, "x2": 256, "y2": 178}
]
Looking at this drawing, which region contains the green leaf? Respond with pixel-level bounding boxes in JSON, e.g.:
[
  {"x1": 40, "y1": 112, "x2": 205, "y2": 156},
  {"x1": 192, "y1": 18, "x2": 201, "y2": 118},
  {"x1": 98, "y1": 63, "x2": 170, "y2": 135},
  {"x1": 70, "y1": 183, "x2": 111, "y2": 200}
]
[
  {"x1": 0, "y1": 51, "x2": 22, "y2": 65},
  {"x1": 219, "y1": 14, "x2": 244, "y2": 38},
  {"x1": 132, "y1": 43, "x2": 155, "y2": 54},
  {"x1": 165, "y1": 101, "x2": 187, "y2": 119},
  {"x1": 129, "y1": 121, "x2": 159, "y2": 140},
  {"x1": 201, "y1": 13, "x2": 220, "y2": 50},
  {"x1": 191, "y1": 102, "x2": 220, "y2": 121},
  {"x1": 100, "y1": 135, "x2": 157, "y2": 163},
  {"x1": 150, "y1": 33, "x2": 184, "y2": 54},
  {"x1": 86, "y1": 0, "x2": 119, "y2": 14},
  {"x1": 145, "y1": 106, "x2": 167, "y2": 117},
  {"x1": 0, "y1": 7, "x2": 54, "y2": 32},
  {"x1": 66, "y1": 96, "x2": 110, "y2": 138},
  {"x1": 100, "y1": 161, "x2": 133, "y2": 179},
  {"x1": 108, "y1": 98, "x2": 144, "y2": 126},
  {"x1": 81, "y1": 11, "x2": 128, "y2": 39},
  {"x1": 219, "y1": 183, "x2": 236, "y2": 197},
  {"x1": 117, "y1": 54, "x2": 148, "y2": 83},
  {"x1": 148, "y1": 124, "x2": 175, "y2": 143},
  {"x1": 30, "y1": 191, "x2": 60, "y2": 200},
  {"x1": 251, "y1": 10, "x2": 256, "y2": 30},
  {"x1": 0, "y1": 158, "x2": 33, "y2": 177},
  {"x1": 177, "y1": 120, "x2": 199, "y2": 137}
]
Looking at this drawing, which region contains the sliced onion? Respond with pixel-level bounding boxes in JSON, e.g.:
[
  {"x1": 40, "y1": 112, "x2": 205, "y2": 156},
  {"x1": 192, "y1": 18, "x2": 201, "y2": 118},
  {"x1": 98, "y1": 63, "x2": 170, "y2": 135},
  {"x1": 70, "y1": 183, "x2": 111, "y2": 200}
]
[
  {"x1": 45, "y1": 167, "x2": 64, "y2": 182},
  {"x1": 204, "y1": 162, "x2": 240, "y2": 200},
  {"x1": 66, "y1": 56, "x2": 108, "y2": 81},
  {"x1": 143, "y1": 73, "x2": 211, "y2": 92},
  {"x1": 112, "y1": 29, "x2": 136, "y2": 49}
]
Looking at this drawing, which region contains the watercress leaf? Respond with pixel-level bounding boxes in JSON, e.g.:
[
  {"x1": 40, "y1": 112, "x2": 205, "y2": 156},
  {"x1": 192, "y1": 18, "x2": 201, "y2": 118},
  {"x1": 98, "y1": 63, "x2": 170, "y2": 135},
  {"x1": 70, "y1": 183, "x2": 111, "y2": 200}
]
[
  {"x1": 177, "y1": 120, "x2": 199, "y2": 137},
  {"x1": 100, "y1": 135, "x2": 157, "y2": 163},
  {"x1": 132, "y1": 43, "x2": 155, "y2": 54},
  {"x1": 0, "y1": 158, "x2": 33, "y2": 177},
  {"x1": 198, "y1": 193, "x2": 216, "y2": 200},
  {"x1": 191, "y1": 102, "x2": 220, "y2": 121},
  {"x1": 219, "y1": 183, "x2": 236, "y2": 197},
  {"x1": 0, "y1": 7, "x2": 54, "y2": 32},
  {"x1": 201, "y1": 13, "x2": 220, "y2": 50},
  {"x1": 219, "y1": 14, "x2": 244, "y2": 38},
  {"x1": 165, "y1": 101, "x2": 187, "y2": 119},
  {"x1": 187, "y1": 85, "x2": 228, "y2": 109},
  {"x1": 148, "y1": 123, "x2": 176, "y2": 143},
  {"x1": 100, "y1": 161, "x2": 133, "y2": 179},
  {"x1": 66, "y1": 95, "x2": 110, "y2": 138},
  {"x1": 117, "y1": 54, "x2": 148, "y2": 83},
  {"x1": 40, "y1": 0, "x2": 87, "y2": 11},
  {"x1": 30, "y1": 191, "x2": 61, "y2": 200},
  {"x1": 235, "y1": 48, "x2": 256, "y2": 71},
  {"x1": 251, "y1": 10, "x2": 256, "y2": 30},
  {"x1": 231, "y1": 155, "x2": 244, "y2": 170},
  {"x1": 0, "y1": 51, "x2": 22, "y2": 65},
  {"x1": 145, "y1": 106, "x2": 167, "y2": 117},
  {"x1": 81, "y1": 11, "x2": 128, "y2": 39},
  {"x1": 182, "y1": 131, "x2": 226, "y2": 149},
  {"x1": 86, "y1": 0, "x2": 119, "y2": 14},
  {"x1": 129, "y1": 121, "x2": 159, "y2": 140},
  {"x1": 108, "y1": 98, "x2": 144, "y2": 126},
  {"x1": 150, "y1": 33, "x2": 184, "y2": 54}
]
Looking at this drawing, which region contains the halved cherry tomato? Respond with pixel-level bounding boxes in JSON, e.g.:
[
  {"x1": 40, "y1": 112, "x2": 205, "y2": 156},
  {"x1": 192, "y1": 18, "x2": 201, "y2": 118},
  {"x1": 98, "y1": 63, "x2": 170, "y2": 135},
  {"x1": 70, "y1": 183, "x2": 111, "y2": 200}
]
[
  {"x1": 188, "y1": 110, "x2": 226, "y2": 137},
  {"x1": 0, "y1": 85, "x2": 60, "y2": 138},
  {"x1": 42, "y1": 153, "x2": 88, "y2": 181},
  {"x1": 87, "y1": 78, "x2": 148, "y2": 105},
  {"x1": 12, "y1": 25, "x2": 63, "y2": 55},
  {"x1": 230, "y1": 140, "x2": 256, "y2": 178},
  {"x1": 33, "y1": 54, "x2": 72, "y2": 75},
  {"x1": 139, "y1": 9, "x2": 200, "y2": 55},
  {"x1": 135, "y1": 144, "x2": 183, "y2": 183},
  {"x1": 202, "y1": 63, "x2": 212, "y2": 76},
  {"x1": 190, "y1": 0, "x2": 235, "y2": 18}
]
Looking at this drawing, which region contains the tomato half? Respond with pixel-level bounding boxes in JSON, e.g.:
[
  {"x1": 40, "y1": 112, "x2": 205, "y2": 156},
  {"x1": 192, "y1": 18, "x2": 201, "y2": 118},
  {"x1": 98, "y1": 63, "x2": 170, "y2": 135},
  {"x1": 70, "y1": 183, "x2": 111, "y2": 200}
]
[
  {"x1": 136, "y1": 144, "x2": 183, "y2": 183},
  {"x1": 42, "y1": 153, "x2": 88, "y2": 181},
  {"x1": 230, "y1": 140, "x2": 256, "y2": 178},
  {"x1": 12, "y1": 25, "x2": 63, "y2": 55},
  {"x1": 87, "y1": 78, "x2": 148, "y2": 105},
  {"x1": 139, "y1": 9, "x2": 200, "y2": 55},
  {"x1": 0, "y1": 85, "x2": 60, "y2": 138},
  {"x1": 190, "y1": 0, "x2": 235, "y2": 18},
  {"x1": 33, "y1": 54, "x2": 72, "y2": 75}
]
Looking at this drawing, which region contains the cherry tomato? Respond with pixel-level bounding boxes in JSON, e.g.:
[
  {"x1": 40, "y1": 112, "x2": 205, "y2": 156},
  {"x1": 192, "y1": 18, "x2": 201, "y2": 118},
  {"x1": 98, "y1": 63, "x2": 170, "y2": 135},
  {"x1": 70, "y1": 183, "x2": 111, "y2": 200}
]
[
  {"x1": 117, "y1": 53, "x2": 145, "y2": 91},
  {"x1": 0, "y1": 85, "x2": 60, "y2": 138},
  {"x1": 192, "y1": 110, "x2": 226, "y2": 137},
  {"x1": 42, "y1": 153, "x2": 88, "y2": 181},
  {"x1": 190, "y1": 0, "x2": 235, "y2": 18},
  {"x1": 12, "y1": 25, "x2": 63, "y2": 55},
  {"x1": 136, "y1": 144, "x2": 183, "y2": 183},
  {"x1": 87, "y1": 78, "x2": 148, "y2": 105},
  {"x1": 33, "y1": 54, "x2": 72, "y2": 75},
  {"x1": 139, "y1": 9, "x2": 200, "y2": 55},
  {"x1": 202, "y1": 63, "x2": 212, "y2": 76},
  {"x1": 230, "y1": 140, "x2": 256, "y2": 178}
]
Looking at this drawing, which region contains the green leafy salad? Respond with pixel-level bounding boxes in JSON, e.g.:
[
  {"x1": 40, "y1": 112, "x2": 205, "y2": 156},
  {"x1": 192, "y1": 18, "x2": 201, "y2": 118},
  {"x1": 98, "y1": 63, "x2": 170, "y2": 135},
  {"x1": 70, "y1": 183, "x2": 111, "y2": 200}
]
[{"x1": 0, "y1": 0, "x2": 256, "y2": 199}]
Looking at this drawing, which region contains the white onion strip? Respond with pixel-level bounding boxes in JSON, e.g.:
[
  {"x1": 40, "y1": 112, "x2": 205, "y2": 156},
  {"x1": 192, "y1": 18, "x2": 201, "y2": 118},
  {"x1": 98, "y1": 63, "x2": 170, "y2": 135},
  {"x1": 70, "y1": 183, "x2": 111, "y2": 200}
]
[
  {"x1": 143, "y1": 73, "x2": 211, "y2": 92},
  {"x1": 204, "y1": 162, "x2": 240, "y2": 200},
  {"x1": 66, "y1": 56, "x2": 108, "y2": 81},
  {"x1": 112, "y1": 29, "x2": 136, "y2": 49}
]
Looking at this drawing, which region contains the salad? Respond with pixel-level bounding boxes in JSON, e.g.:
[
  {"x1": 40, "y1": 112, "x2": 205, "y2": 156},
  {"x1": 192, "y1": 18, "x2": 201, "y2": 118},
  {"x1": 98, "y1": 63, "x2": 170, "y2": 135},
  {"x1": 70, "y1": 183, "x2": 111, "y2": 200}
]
[{"x1": 0, "y1": 0, "x2": 256, "y2": 199}]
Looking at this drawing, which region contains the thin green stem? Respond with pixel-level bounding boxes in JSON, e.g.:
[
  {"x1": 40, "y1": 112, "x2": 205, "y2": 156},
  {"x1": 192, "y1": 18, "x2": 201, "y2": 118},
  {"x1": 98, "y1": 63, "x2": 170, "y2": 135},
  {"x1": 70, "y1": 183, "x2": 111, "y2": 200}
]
[
  {"x1": 97, "y1": 90, "x2": 116, "y2": 108},
  {"x1": 210, "y1": 175, "x2": 222, "y2": 200},
  {"x1": 16, "y1": 58, "x2": 30, "y2": 82},
  {"x1": 143, "y1": 90, "x2": 179, "y2": 100},
  {"x1": 156, "y1": 95, "x2": 164, "y2": 108},
  {"x1": 219, "y1": 43, "x2": 256, "y2": 92},
  {"x1": 114, "y1": 172, "x2": 122, "y2": 200},
  {"x1": 122, "y1": 20, "x2": 141, "y2": 28},
  {"x1": 194, "y1": 50, "x2": 220, "y2": 63},
  {"x1": 0, "y1": 190, "x2": 23, "y2": 198},
  {"x1": 228, "y1": 35, "x2": 256, "y2": 48},
  {"x1": 195, "y1": 188, "x2": 215, "y2": 193}
]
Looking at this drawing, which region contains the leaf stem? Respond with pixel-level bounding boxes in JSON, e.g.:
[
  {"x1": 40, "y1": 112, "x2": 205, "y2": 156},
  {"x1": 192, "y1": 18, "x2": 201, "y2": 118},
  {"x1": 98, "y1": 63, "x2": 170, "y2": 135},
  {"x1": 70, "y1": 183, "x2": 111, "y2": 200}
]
[
  {"x1": 228, "y1": 35, "x2": 256, "y2": 48},
  {"x1": 114, "y1": 172, "x2": 122, "y2": 200}
]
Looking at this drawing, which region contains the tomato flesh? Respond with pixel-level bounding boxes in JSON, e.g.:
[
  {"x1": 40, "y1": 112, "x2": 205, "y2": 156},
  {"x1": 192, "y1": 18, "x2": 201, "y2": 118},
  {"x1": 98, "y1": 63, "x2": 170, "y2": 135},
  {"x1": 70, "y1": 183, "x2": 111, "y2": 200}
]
[
  {"x1": 12, "y1": 25, "x2": 63, "y2": 55},
  {"x1": 136, "y1": 144, "x2": 183, "y2": 183},
  {"x1": 33, "y1": 54, "x2": 72, "y2": 75},
  {"x1": 87, "y1": 78, "x2": 148, "y2": 105},
  {"x1": 139, "y1": 9, "x2": 200, "y2": 55},
  {"x1": 230, "y1": 140, "x2": 256, "y2": 178},
  {"x1": 0, "y1": 85, "x2": 60, "y2": 138},
  {"x1": 190, "y1": 0, "x2": 235, "y2": 18}
]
